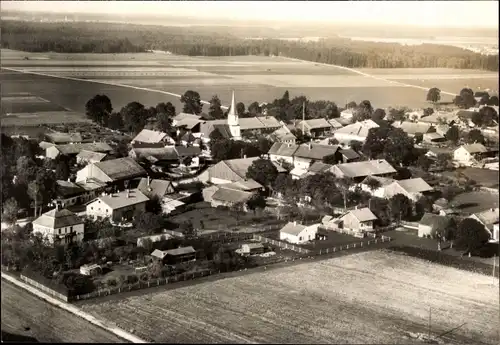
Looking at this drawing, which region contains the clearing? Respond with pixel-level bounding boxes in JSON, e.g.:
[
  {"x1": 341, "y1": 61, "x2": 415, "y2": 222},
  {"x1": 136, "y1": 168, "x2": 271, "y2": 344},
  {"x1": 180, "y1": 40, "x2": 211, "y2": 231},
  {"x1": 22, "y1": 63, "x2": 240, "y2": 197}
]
[{"x1": 80, "y1": 250, "x2": 499, "y2": 344}]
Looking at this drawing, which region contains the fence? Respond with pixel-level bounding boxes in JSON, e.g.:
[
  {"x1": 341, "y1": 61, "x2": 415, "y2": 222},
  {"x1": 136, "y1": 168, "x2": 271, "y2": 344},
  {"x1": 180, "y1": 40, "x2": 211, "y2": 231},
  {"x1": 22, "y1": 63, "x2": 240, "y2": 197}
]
[
  {"x1": 75, "y1": 269, "x2": 214, "y2": 301},
  {"x1": 252, "y1": 234, "x2": 312, "y2": 254},
  {"x1": 20, "y1": 275, "x2": 69, "y2": 302},
  {"x1": 315, "y1": 235, "x2": 393, "y2": 256}
]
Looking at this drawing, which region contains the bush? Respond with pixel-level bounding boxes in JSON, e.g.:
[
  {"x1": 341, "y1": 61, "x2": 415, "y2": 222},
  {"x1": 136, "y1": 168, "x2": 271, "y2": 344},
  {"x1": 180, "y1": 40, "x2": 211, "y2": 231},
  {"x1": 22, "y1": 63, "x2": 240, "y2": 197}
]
[
  {"x1": 105, "y1": 277, "x2": 117, "y2": 287},
  {"x1": 126, "y1": 274, "x2": 138, "y2": 285}
]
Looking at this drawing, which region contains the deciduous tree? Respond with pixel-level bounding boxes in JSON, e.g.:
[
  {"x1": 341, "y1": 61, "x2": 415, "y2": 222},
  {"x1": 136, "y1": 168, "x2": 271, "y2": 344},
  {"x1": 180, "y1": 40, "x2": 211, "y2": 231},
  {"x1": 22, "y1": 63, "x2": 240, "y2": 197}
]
[
  {"x1": 426, "y1": 87, "x2": 441, "y2": 103},
  {"x1": 181, "y1": 90, "x2": 203, "y2": 115},
  {"x1": 389, "y1": 193, "x2": 413, "y2": 223},
  {"x1": 465, "y1": 129, "x2": 485, "y2": 144},
  {"x1": 445, "y1": 125, "x2": 460, "y2": 144},
  {"x1": 85, "y1": 95, "x2": 113, "y2": 125},
  {"x1": 2, "y1": 198, "x2": 19, "y2": 226},
  {"x1": 208, "y1": 95, "x2": 224, "y2": 119},
  {"x1": 246, "y1": 159, "x2": 279, "y2": 188},
  {"x1": 455, "y1": 218, "x2": 490, "y2": 254}
]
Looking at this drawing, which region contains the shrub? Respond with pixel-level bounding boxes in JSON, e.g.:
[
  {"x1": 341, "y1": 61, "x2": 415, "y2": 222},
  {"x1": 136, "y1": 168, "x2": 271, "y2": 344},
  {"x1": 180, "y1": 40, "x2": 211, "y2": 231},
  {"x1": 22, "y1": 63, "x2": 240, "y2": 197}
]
[
  {"x1": 126, "y1": 274, "x2": 139, "y2": 285},
  {"x1": 105, "y1": 277, "x2": 117, "y2": 287}
]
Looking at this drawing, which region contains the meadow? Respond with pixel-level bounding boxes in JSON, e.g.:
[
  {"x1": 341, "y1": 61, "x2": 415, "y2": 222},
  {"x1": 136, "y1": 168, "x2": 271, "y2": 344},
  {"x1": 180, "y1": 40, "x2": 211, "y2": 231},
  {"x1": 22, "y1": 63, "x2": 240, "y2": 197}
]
[
  {"x1": 3, "y1": 48, "x2": 497, "y2": 112},
  {"x1": 80, "y1": 250, "x2": 499, "y2": 344}
]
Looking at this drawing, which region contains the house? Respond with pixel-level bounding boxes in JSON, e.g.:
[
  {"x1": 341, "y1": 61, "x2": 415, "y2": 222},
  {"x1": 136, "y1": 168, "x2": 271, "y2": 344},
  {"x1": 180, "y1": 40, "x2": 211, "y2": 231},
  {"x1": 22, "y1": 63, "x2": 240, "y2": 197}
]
[
  {"x1": 393, "y1": 121, "x2": 435, "y2": 137},
  {"x1": 279, "y1": 221, "x2": 319, "y2": 244},
  {"x1": 419, "y1": 111, "x2": 459, "y2": 126},
  {"x1": 453, "y1": 144, "x2": 489, "y2": 167},
  {"x1": 173, "y1": 113, "x2": 203, "y2": 132},
  {"x1": 423, "y1": 132, "x2": 446, "y2": 143},
  {"x1": 336, "y1": 208, "x2": 377, "y2": 236},
  {"x1": 268, "y1": 142, "x2": 300, "y2": 166},
  {"x1": 435, "y1": 124, "x2": 451, "y2": 136},
  {"x1": 39, "y1": 141, "x2": 55, "y2": 150},
  {"x1": 32, "y1": 208, "x2": 84, "y2": 245},
  {"x1": 175, "y1": 146, "x2": 201, "y2": 168},
  {"x1": 296, "y1": 118, "x2": 335, "y2": 138},
  {"x1": 76, "y1": 157, "x2": 147, "y2": 185},
  {"x1": 468, "y1": 208, "x2": 499, "y2": 243},
  {"x1": 359, "y1": 176, "x2": 395, "y2": 198},
  {"x1": 46, "y1": 142, "x2": 113, "y2": 159},
  {"x1": 161, "y1": 197, "x2": 187, "y2": 214},
  {"x1": 241, "y1": 243, "x2": 265, "y2": 255},
  {"x1": 55, "y1": 179, "x2": 107, "y2": 208},
  {"x1": 137, "y1": 177, "x2": 175, "y2": 199},
  {"x1": 129, "y1": 146, "x2": 179, "y2": 166},
  {"x1": 270, "y1": 122, "x2": 296, "y2": 144},
  {"x1": 79, "y1": 264, "x2": 102, "y2": 276},
  {"x1": 340, "y1": 109, "x2": 355, "y2": 120},
  {"x1": 417, "y1": 213, "x2": 452, "y2": 238},
  {"x1": 152, "y1": 246, "x2": 196, "y2": 265},
  {"x1": 383, "y1": 178, "x2": 433, "y2": 202},
  {"x1": 45, "y1": 131, "x2": 83, "y2": 144},
  {"x1": 137, "y1": 233, "x2": 173, "y2": 247},
  {"x1": 331, "y1": 159, "x2": 397, "y2": 182},
  {"x1": 86, "y1": 189, "x2": 149, "y2": 222},
  {"x1": 177, "y1": 131, "x2": 197, "y2": 146},
  {"x1": 76, "y1": 150, "x2": 109, "y2": 165},
  {"x1": 208, "y1": 186, "x2": 256, "y2": 210},
  {"x1": 205, "y1": 156, "x2": 286, "y2": 185},
  {"x1": 333, "y1": 119, "x2": 379, "y2": 144},
  {"x1": 131, "y1": 129, "x2": 175, "y2": 145},
  {"x1": 304, "y1": 161, "x2": 334, "y2": 177}
]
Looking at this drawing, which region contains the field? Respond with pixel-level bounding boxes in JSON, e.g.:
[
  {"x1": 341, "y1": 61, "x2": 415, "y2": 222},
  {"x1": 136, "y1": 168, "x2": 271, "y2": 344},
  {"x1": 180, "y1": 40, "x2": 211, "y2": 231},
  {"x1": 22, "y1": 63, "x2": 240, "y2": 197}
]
[
  {"x1": 450, "y1": 190, "x2": 499, "y2": 214},
  {"x1": 80, "y1": 250, "x2": 499, "y2": 344},
  {"x1": 2, "y1": 48, "x2": 498, "y2": 114},
  {"x1": 1, "y1": 280, "x2": 124, "y2": 343}
]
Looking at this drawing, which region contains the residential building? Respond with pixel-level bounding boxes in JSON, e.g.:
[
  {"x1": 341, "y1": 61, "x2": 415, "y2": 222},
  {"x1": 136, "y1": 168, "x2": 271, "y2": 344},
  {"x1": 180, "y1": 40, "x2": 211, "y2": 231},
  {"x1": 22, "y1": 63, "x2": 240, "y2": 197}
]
[
  {"x1": 270, "y1": 122, "x2": 297, "y2": 144},
  {"x1": 417, "y1": 213, "x2": 452, "y2": 238},
  {"x1": 55, "y1": 179, "x2": 107, "y2": 208},
  {"x1": 137, "y1": 177, "x2": 175, "y2": 199},
  {"x1": 453, "y1": 144, "x2": 489, "y2": 167},
  {"x1": 331, "y1": 159, "x2": 397, "y2": 182},
  {"x1": 209, "y1": 187, "x2": 255, "y2": 210},
  {"x1": 336, "y1": 208, "x2": 377, "y2": 235},
  {"x1": 241, "y1": 243, "x2": 265, "y2": 255},
  {"x1": 279, "y1": 221, "x2": 319, "y2": 244},
  {"x1": 382, "y1": 178, "x2": 433, "y2": 202},
  {"x1": 333, "y1": 119, "x2": 379, "y2": 144},
  {"x1": 435, "y1": 124, "x2": 451, "y2": 137},
  {"x1": 151, "y1": 247, "x2": 196, "y2": 265},
  {"x1": 423, "y1": 132, "x2": 446, "y2": 143},
  {"x1": 32, "y1": 208, "x2": 84, "y2": 245},
  {"x1": 268, "y1": 142, "x2": 299, "y2": 166},
  {"x1": 129, "y1": 146, "x2": 179, "y2": 165},
  {"x1": 202, "y1": 178, "x2": 262, "y2": 204},
  {"x1": 76, "y1": 150, "x2": 109, "y2": 165},
  {"x1": 45, "y1": 131, "x2": 83, "y2": 144},
  {"x1": 296, "y1": 118, "x2": 335, "y2": 138},
  {"x1": 131, "y1": 129, "x2": 175, "y2": 146},
  {"x1": 468, "y1": 208, "x2": 500, "y2": 243},
  {"x1": 76, "y1": 157, "x2": 147, "y2": 184},
  {"x1": 46, "y1": 142, "x2": 113, "y2": 159},
  {"x1": 175, "y1": 146, "x2": 201, "y2": 168},
  {"x1": 393, "y1": 121, "x2": 435, "y2": 137},
  {"x1": 172, "y1": 113, "x2": 203, "y2": 132},
  {"x1": 340, "y1": 109, "x2": 355, "y2": 120},
  {"x1": 39, "y1": 141, "x2": 55, "y2": 150},
  {"x1": 359, "y1": 176, "x2": 396, "y2": 198},
  {"x1": 86, "y1": 189, "x2": 149, "y2": 222},
  {"x1": 204, "y1": 156, "x2": 286, "y2": 185}
]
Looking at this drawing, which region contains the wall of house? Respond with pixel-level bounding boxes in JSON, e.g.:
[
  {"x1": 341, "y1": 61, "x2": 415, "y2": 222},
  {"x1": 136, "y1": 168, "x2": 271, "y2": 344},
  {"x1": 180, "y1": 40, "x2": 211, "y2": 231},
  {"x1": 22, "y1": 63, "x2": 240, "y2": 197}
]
[
  {"x1": 59, "y1": 189, "x2": 104, "y2": 208},
  {"x1": 86, "y1": 200, "x2": 113, "y2": 219},
  {"x1": 333, "y1": 133, "x2": 366, "y2": 144},
  {"x1": 293, "y1": 157, "x2": 313, "y2": 170},
  {"x1": 279, "y1": 232, "x2": 300, "y2": 244},
  {"x1": 33, "y1": 223, "x2": 84, "y2": 244},
  {"x1": 270, "y1": 154, "x2": 294, "y2": 166},
  {"x1": 340, "y1": 213, "x2": 361, "y2": 231},
  {"x1": 298, "y1": 225, "x2": 319, "y2": 242},
  {"x1": 453, "y1": 147, "x2": 472, "y2": 165},
  {"x1": 113, "y1": 203, "x2": 147, "y2": 222},
  {"x1": 46, "y1": 146, "x2": 61, "y2": 159},
  {"x1": 418, "y1": 224, "x2": 433, "y2": 238}
]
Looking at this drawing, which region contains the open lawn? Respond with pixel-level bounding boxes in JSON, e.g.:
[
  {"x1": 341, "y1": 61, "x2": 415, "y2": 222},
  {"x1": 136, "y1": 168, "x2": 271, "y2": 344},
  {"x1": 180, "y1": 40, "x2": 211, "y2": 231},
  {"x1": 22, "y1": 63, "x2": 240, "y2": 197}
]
[
  {"x1": 1, "y1": 280, "x2": 124, "y2": 343},
  {"x1": 450, "y1": 190, "x2": 499, "y2": 214},
  {"x1": 3, "y1": 49, "x2": 497, "y2": 111},
  {"x1": 80, "y1": 250, "x2": 499, "y2": 344}
]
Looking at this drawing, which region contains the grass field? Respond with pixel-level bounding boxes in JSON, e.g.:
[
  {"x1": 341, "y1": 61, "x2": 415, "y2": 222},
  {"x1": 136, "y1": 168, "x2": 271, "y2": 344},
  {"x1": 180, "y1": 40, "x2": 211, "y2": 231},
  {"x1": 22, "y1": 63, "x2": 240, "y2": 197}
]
[
  {"x1": 1, "y1": 280, "x2": 124, "y2": 343},
  {"x1": 451, "y1": 190, "x2": 499, "y2": 214},
  {"x1": 2, "y1": 49, "x2": 497, "y2": 111},
  {"x1": 80, "y1": 250, "x2": 499, "y2": 344}
]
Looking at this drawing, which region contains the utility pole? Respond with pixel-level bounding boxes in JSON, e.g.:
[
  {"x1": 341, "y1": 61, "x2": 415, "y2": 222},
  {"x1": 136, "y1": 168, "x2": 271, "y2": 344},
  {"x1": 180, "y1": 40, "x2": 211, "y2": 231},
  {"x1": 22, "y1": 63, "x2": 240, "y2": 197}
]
[{"x1": 428, "y1": 307, "x2": 432, "y2": 339}]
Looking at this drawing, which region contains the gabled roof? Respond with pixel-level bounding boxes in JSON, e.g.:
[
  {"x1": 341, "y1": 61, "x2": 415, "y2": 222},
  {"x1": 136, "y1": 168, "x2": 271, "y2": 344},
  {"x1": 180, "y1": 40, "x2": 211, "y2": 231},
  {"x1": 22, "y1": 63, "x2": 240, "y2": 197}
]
[
  {"x1": 56, "y1": 180, "x2": 85, "y2": 198},
  {"x1": 394, "y1": 178, "x2": 433, "y2": 193},
  {"x1": 308, "y1": 161, "x2": 333, "y2": 174},
  {"x1": 94, "y1": 157, "x2": 147, "y2": 181},
  {"x1": 223, "y1": 157, "x2": 286, "y2": 179},
  {"x1": 293, "y1": 143, "x2": 340, "y2": 160},
  {"x1": 423, "y1": 132, "x2": 445, "y2": 140},
  {"x1": 164, "y1": 246, "x2": 196, "y2": 256},
  {"x1": 268, "y1": 142, "x2": 299, "y2": 156},
  {"x1": 345, "y1": 208, "x2": 377, "y2": 222},
  {"x1": 130, "y1": 147, "x2": 179, "y2": 161},
  {"x1": 94, "y1": 189, "x2": 149, "y2": 210},
  {"x1": 394, "y1": 121, "x2": 433, "y2": 135},
  {"x1": 419, "y1": 213, "x2": 451, "y2": 230},
  {"x1": 361, "y1": 175, "x2": 395, "y2": 187},
  {"x1": 39, "y1": 141, "x2": 55, "y2": 150},
  {"x1": 223, "y1": 179, "x2": 263, "y2": 191},
  {"x1": 76, "y1": 150, "x2": 107, "y2": 162},
  {"x1": 470, "y1": 208, "x2": 499, "y2": 230},
  {"x1": 151, "y1": 249, "x2": 168, "y2": 259},
  {"x1": 52, "y1": 142, "x2": 113, "y2": 156},
  {"x1": 211, "y1": 187, "x2": 255, "y2": 204},
  {"x1": 211, "y1": 124, "x2": 232, "y2": 139},
  {"x1": 239, "y1": 117, "x2": 268, "y2": 130},
  {"x1": 460, "y1": 143, "x2": 488, "y2": 154},
  {"x1": 132, "y1": 129, "x2": 171, "y2": 144},
  {"x1": 137, "y1": 178, "x2": 174, "y2": 198},
  {"x1": 175, "y1": 146, "x2": 201, "y2": 157},
  {"x1": 298, "y1": 118, "x2": 333, "y2": 130},
  {"x1": 280, "y1": 222, "x2": 307, "y2": 236},
  {"x1": 327, "y1": 118, "x2": 344, "y2": 128},
  {"x1": 46, "y1": 132, "x2": 82, "y2": 144},
  {"x1": 332, "y1": 159, "x2": 396, "y2": 178},
  {"x1": 341, "y1": 148, "x2": 360, "y2": 160},
  {"x1": 334, "y1": 119, "x2": 379, "y2": 138},
  {"x1": 32, "y1": 208, "x2": 83, "y2": 229},
  {"x1": 174, "y1": 113, "x2": 202, "y2": 122},
  {"x1": 255, "y1": 116, "x2": 281, "y2": 128}
]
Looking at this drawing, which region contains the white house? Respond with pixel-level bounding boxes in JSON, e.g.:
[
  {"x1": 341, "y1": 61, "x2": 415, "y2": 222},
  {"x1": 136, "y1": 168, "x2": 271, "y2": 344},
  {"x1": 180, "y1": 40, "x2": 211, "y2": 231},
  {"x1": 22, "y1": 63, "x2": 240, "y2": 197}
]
[
  {"x1": 382, "y1": 178, "x2": 433, "y2": 202},
  {"x1": 453, "y1": 144, "x2": 489, "y2": 167},
  {"x1": 86, "y1": 189, "x2": 149, "y2": 222},
  {"x1": 333, "y1": 119, "x2": 379, "y2": 144},
  {"x1": 76, "y1": 150, "x2": 109, "y2": 165},
  {"x1": 359, "y1": 176, "x2": 395, "y2": 198},
  {"x1": 468, "y1": 208, "x2": 499, "y2": 243},
  {"x1": 337, "y1": 208, "x2": 377, "y2": 235},
  {"x1": 32, "y1": 208, "x2": 84, "y2": 245},
  {"x1": 131, "y1": 129, "x2": 175, "y2": 145},
  {"x1": 279, "y1": 221, "x2": 319, "y2": 244},
  {"x1": 76, "y1": 157, "x2": 147, "y2": 184}
]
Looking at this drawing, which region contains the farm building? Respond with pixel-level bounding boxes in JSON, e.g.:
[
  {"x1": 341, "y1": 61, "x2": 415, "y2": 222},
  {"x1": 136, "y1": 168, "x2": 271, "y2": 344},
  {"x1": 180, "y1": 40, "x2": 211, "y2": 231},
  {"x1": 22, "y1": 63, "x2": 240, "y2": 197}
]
[
  {"x1": 331, "y1": 159, "x2": 397, "y2": 182},
  {"x1": 45, "y1": 131, "x2": 83, "y2": 144},
  {"x1": 76, "y1": 150, "x2": 109, "y2": 165},
  {"x1": 129, "y1": 146, "x2": 179, "y2": 165},
  {"x1": 32, "y1": 208, "x2": 84, "y2": 245},
  {"x1": 172, "y1": 113, "x2": 203, "y2": 132},
  {"x1": 46, "y1": 142, "x2": 113, "y2": 159},
  {"x1": 131, "y1": 129, "x2": 175, "y2": 145},
  {"x1": 335, "y1": 208, "x2": 377, "y2": 236},
  {"x1": 468, "y1": 208, "x2": 499, "y2": 243},
  {"x1": 76, "y1": 157, "x2": 147, "y2": 184},
  {"x1": 382, "y1": 178, "x2": 433, "y2": 202},
  {"x1": 269, "y1": 123, "x2": 296, "y2": 144},
  {"x1": 333, "y1": 119, "x2": 379, "y2": 143},
  {"x1": 204, "y1": 185, "x2": 256, "y2": 210},
  {"x1": 435, "y1": 124, "x2": 451, "y2": 136},
  {"x1": 417, "y1": 213, "x2": 453, "y2": 238},
  {"x1": 279, "y1": 221, "x2": 319, "y2": 244},
  {"x1": 453, "y1": 144, "x2": 490, "y2": 167},
  {"x1": 204, "y1": 156, "x2": 285, "y2": 184},
  {"x1": 137, "y1": 177, "x2": 175, "y2": 199},
  {"x1": 392, "y1": 121, "x2": 435, "y2": 137},
  {"x1": 241, "y1": 243, "x2": 265, "y2": 255},
  {"x1": 55, "y1": 179, "x2": 107, "y2": 208},
  {"x1": 296, "y1": 118, "x2": 338, "y2": 138},
  {"x1": 423, "y1": 132, "x2": 446, "y2": 143},
  {"x1": 359, "y1": 176, "x2": 395, "y2": 198},
  {"x1": 86, "y1": 189, "x2": 149, "y2": 222},
  {"x1": 151, "y1": 247, "x2": 196, "y2": 265},
  {"x1": 304, "y1": 161, "x2": 334, "y2": 177}
]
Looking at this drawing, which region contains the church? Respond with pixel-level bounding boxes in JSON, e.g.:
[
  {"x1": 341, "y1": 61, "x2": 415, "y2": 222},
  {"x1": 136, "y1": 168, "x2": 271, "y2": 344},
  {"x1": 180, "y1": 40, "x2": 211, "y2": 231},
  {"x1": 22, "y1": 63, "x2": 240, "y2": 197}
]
[{"x1": 197, "y1": 91, "x2": 282, "y2": 140}]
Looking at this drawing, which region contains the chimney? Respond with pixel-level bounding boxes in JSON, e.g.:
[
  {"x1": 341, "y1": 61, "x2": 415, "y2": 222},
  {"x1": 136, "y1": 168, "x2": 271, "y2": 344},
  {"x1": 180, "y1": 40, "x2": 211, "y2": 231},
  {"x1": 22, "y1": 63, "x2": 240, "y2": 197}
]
[
  {"x1": 293, "y1": 221, "x2": 297, "y2": 226},
  {"x1": 127, "y1": 189, "x2": 130, "y2": 198},
  {"x1": 243, "y1": 154, "x2": 247, "y2": 159},
  {"x1": 147, "y1": 176, "x2": 150, "y2": 186}
]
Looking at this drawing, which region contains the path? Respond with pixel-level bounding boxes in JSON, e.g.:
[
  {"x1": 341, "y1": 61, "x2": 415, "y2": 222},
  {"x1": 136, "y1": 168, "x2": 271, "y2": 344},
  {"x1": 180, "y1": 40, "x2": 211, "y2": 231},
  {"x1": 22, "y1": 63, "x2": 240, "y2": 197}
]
[
  {"x1": 1, "y1": 67, "x2": 229, "y2": 110},
  {"x1": 279, "y1": 56, "x2": 458, "y2": 96},
  {"x1": 1, "y1": 272, "x2": 146, "y2": 343}
]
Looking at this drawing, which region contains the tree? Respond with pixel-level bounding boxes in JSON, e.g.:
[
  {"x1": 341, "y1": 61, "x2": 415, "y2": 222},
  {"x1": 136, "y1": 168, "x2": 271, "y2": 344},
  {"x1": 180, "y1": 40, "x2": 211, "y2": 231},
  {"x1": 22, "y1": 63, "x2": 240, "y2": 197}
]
[
  {"x1": 364, "y1": 177, "x2": 381, "y2": 208},
  {"x1": 445, "y1": 125, "x2": 460, "y2": 144},
  {"x1": 435, "y1": 217, "x2": 457, "y2": 243},
  {"x1": 85, "y1": 95, "x2": 113, "y2": 126},
  {"x1": 426, "y1": 87, "x2": 441, "y2": 103},
  {"x1": 416, "y1": 155, "x2": 432, "y2": 171},
  {"x1": 145, "y1": 195, "x2": 163, "y2": 215},
  {"x1": 389, "y1": 194, "x2": 412, "y2": 223},
  {"x1": 15, "y1": 156, "x2": 38, "y2": 186},
  {"x1": 248, "y1": 101, "x2": 261, "y2": 115},
  {"x1": 465, "y1": 129, "x2": 485, "y2": 144},
  {"x1": 180, "y1": 221, "x2": 197, "y2": 239},
  {"x1": 455, "y1": 218, "x2": 490, "y2": 254},
  {"x1": 335, "y1": 177, "x2": 353, "y2": 210},
  {"x1": 487, "y1": 95, "x2": 499, "y2": 106},
  {"x1": 474, "y1": 106, "x2": 498, "y2": 127},
  {"x1": 372, "y1": 108, "x2": 386, "y2": 121},
  {"x1": 387, "y1": 108, "x2": 407, "y2": 122},
  {"x1": 155, "y1": 102, "x2": 176, "y2": 133},
  {"x1": 257, "y1": 136, "x2": 273, "y2": 155},
  {"x1": 54, "y1": 159, "x2": 70, "y2": 181},
  {"x1": 423, "y1": 107, "x2": 434, "y2": 117},
  {"x1": 353, "y1": 100, "x2": 373, "y2": 122},
  {"x1": 134, "y1": 212, "x2": 164, "y2": 234},
  {"x1": 236, "y1": 102, "x2": 245, "y2": 116},
  {"x1": 246, "y1": 159, "x2": 279, "y2": 188},
  {"x1": 346, "y1": 101, "x2": 357, "y2": 109},
  {"x1": 208, "y1": 95, "x2": 224, "y2": 119},
  {"x1": 107, "y1": 112, "x2": 124, "y2": 130},
  {"x1": 120, "y1": 102, "x2": 148, "y2": 134},
  {"x1": 435, "y1": 153, "x2": 453, "y2": 171},
  {"x1": 349, "y1": 140, "x2": 363, "y2": 153},
  {"x1": 246, "y1": 194, "x2": 266, "y2": 214},
  {"x1": 415, "y1": 196, "x2": 433, "y2": 217},
  {"x1": 182, "y1": 156, "x2": 193, "y2": 167},
  {"x1": 2, "y1": 198, "x2": 19, "y2": 226},
  {"x1": 181, "y1": 90, "x2": 203, "y2": 115},
  {"x1": 27, "y1": 181, "x2": 42, "y2": 217},
  {"x1": 369, "y1": 197, "x2": 391, "y2": 226},
  {"x1": 322, "y1": 153, "x2": 342, "y2": 165}
]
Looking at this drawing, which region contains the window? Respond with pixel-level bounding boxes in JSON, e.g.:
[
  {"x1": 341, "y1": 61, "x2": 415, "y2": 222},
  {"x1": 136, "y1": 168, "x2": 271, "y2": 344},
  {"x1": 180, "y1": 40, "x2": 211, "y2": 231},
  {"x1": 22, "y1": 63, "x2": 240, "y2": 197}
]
[
  {"x1": 299, "y1": 236, "x2": 303, "y2": 241},
  {"x1": 91, "y1": 206, "x2": 94, "y2": 210},
  {"x1": 58, "y1": 228, "x2": 61, "y2": 234},
  {"x1": 106, "y1": 209, "x2": 108, "y2": 213},
  {"x1": 70, "y1": 226, "x2": 73, "y2": 232}
]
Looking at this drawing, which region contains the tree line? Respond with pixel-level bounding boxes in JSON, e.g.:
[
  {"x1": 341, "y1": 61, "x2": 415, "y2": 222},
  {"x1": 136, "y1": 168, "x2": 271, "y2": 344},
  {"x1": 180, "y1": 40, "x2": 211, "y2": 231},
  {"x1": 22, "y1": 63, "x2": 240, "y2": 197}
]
[{"x1": 2, "y1": 20, "x2": 498, "y2": 71}]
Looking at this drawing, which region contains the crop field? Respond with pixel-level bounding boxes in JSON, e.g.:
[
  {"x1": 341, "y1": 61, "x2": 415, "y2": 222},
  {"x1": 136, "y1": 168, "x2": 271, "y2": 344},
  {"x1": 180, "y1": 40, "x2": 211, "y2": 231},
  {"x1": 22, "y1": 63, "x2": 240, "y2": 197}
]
[
  {"x1": 80, "y1": 250, "x2": 499, "y2": 344},
  {"x1": 1, "y1": 280, "x2": 124, "y2": 343}
]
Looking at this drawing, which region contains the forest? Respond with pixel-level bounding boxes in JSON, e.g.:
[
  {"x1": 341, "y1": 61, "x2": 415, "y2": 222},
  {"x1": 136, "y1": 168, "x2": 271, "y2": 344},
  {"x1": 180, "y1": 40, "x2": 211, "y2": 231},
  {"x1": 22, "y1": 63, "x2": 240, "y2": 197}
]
[{"x1": 1, "y1": 20, "x2": 498, "y2": 71}]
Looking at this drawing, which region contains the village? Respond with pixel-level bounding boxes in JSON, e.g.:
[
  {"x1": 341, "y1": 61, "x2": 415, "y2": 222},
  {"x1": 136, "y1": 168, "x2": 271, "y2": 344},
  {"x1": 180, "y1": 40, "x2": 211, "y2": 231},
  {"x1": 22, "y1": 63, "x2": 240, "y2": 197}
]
[{"x1": 1, "y1": 87, "x2": 499, "y2": 302}]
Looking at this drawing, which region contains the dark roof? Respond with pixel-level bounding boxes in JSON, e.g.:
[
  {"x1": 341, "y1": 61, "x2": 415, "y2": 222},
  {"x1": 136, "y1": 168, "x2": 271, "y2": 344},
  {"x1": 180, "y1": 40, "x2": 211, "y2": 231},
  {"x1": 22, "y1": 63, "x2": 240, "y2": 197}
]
[
  {"x1": 95, "y1": 157, "x2": 147, "y2": 181},
  {"x1": 212, "y1": 124, "x2": 232, "y2": 139},
  {"x1": 131, "y1": 142, "x2": 166, "y2": 149},
  {"x1": 268, "y1": 142, "x2": 299, "y2": 156},
  {"x1": 32, "y1": 208, "x2": 83, "y2": 229},
  {"x1": 130, "y1": 147, "x2": 179, "y2": 161},
  {"x1": 419, "y1": 213, "x2": 451, "y2": 230},
  {"x1": 56, "y1": 180, "x2": 85, "y2": 198},
  {"x1": 457, "y1": 110, "x2": 478, "y2": 119},
  {"x1": 137, "y1": 178, "x2": 174, "y2": 198},
  {"x1": 175, "y1": 146, "x2": 201, "y2": 157},
  {"x1": 340, "y1": 148, "x2": 360, "y2": 160},
  {"x1": 294, "y1": 143, "x2": 340, "y2": 160},
  {"x1": 165, "y1": 246, "x2": 196, "y2": 256}
]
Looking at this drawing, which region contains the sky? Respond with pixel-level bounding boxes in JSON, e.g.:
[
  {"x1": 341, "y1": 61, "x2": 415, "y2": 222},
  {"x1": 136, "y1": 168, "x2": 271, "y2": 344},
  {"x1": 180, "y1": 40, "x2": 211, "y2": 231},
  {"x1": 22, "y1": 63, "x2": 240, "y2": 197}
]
[{"x1": 3, "y1": 1, "x2": 499, "y2": 29}]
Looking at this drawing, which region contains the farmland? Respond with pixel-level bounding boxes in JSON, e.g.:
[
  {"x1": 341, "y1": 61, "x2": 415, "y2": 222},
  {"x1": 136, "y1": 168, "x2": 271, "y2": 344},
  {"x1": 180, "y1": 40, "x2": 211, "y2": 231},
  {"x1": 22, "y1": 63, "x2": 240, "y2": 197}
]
[
  {"x1": 1, "y1": 280, "x2": 124, "y2": 343},
  {"x1": 80, "y1": 250, "x2": 499, "y2": 344},
  {"x1": 2, "y1": 49, "x2": 498, "y2": 113}
]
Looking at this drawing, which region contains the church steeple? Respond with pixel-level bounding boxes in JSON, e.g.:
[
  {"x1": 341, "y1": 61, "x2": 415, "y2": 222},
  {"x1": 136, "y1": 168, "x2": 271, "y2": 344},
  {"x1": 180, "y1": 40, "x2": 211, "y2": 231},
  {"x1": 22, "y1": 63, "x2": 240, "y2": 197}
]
[{"x1": 227, "y1": 90, "x2": 241, "y2": 139}]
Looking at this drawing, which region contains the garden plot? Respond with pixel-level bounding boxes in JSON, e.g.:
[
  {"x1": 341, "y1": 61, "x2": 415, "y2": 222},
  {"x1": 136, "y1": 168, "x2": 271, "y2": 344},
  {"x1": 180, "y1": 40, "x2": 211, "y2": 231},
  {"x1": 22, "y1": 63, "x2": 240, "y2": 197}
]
[{"x1": 81, "y1": 250, "x2": 499, "y2": 344}]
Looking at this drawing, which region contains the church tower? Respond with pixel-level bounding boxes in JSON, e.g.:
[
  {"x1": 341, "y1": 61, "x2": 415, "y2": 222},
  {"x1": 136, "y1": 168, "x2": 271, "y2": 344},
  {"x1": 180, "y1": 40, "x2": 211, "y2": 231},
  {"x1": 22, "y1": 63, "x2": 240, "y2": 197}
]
[{"x1": 227, "y1": 91, "x2": 241, "y2": 140}]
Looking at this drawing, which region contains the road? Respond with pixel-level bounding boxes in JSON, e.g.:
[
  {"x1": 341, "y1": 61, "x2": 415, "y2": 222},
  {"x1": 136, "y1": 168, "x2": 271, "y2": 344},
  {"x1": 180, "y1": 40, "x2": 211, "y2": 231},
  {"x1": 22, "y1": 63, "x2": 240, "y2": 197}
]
[{"x1": 1, "y1": 279, "x2": 126, "y2": 343}]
